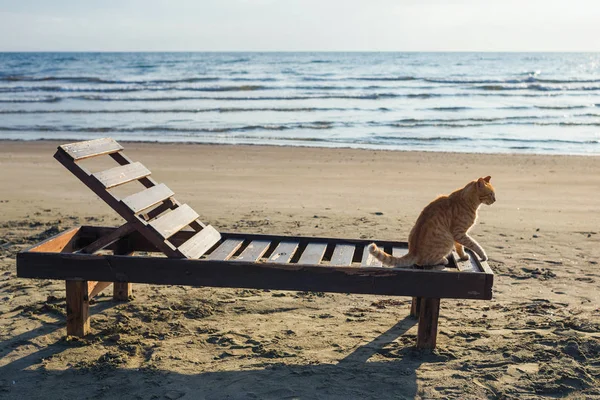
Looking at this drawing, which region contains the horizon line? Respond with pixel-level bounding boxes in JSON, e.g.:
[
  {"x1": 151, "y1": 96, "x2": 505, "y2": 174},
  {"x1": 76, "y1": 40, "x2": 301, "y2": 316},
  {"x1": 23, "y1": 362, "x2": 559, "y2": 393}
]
[{"x1": 2, "y1": 50, "x2": 600, "y2": 53}]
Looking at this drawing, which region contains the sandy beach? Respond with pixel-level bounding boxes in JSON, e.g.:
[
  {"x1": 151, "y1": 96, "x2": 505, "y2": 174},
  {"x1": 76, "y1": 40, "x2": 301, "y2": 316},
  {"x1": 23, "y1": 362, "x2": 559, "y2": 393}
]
[{"x1": 1, "y1": 140, "x2": 599, "y2": 399}]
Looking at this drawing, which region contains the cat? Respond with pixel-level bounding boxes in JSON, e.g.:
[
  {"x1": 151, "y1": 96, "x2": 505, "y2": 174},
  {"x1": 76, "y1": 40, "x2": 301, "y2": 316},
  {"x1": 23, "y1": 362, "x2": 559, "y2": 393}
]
[{"x1": 368, "y1": 176, "x2": 495, "y2": 267}]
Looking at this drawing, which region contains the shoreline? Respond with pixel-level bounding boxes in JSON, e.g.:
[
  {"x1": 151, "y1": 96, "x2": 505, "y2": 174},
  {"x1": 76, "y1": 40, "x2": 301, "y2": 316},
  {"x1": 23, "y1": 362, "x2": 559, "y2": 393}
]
[{"x1": 1, "y1": 137, "x2": 599, "y2": 158}]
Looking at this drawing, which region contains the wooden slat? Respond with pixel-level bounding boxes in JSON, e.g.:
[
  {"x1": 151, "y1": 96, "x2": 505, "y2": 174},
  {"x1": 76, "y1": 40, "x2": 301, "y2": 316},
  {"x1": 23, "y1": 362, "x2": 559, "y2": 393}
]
[
  {"x1": 451, "y1": 251, "x2": 479, "y2": 272},
  {"x1": 121, "y1": 183, "x2": 174, "y2": 214},
  {"x1": 297, "y1": 243, "x2": 327, "y2": 265},
  {"x1": 235, "y1": 240, "x2": 271, "y2": 262},
  {"x1": 361, "y1": 244, "x2": 383, "y2": 267},
  {"x1": 330, "y1": 244, "x2": 355, "y2": 266},
  {"x1": 109, "y1": 151, "x2": 155, "y2": 189},
  {"x1": 177, "y1": 225, "x2": 221, "y2": 259},
  {"x1": 92, "y1": 162, "x2": 151, "y2": 189},
  {"x1": 79, "y1": 222, "x2": 135, "y2": 254},
  {"x1": 268, "y1": 241, "x2": 299, "y2": 264},
  {"x1": 206, "y1": 238, "x2": 244, "y2": 261},
  {"x1": 59, "y1": 138, "x2": 123, "y2": 161},
  {"x1": 88, "y1": 281, "x2": 112, "y2": 299},
  {"x1": 148, "y1": 204, "x2": 199, "y2": 239},
  {"x1": 28, "y1": 226, "x2": 81, "y2": 253}
]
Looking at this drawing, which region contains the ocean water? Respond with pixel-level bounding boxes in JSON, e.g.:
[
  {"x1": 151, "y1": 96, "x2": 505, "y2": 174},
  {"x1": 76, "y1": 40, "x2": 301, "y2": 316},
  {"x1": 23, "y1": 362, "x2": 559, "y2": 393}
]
[{"x1": 1, "y1": 52, "x2": 599, "y2": 155}]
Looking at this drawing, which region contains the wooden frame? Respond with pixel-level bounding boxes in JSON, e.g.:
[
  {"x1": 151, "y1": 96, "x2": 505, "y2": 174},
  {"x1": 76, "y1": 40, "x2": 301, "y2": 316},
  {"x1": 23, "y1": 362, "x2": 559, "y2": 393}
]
[{"x1": 18, "y1": 226, "x2": 494, "y2": 349}]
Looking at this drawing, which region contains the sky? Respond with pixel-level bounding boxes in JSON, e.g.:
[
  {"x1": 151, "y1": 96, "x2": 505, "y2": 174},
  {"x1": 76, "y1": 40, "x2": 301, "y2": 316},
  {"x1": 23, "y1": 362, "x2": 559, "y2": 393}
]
[{"x1": 1, "y1": 0, "x2": 599, "y2": 52}]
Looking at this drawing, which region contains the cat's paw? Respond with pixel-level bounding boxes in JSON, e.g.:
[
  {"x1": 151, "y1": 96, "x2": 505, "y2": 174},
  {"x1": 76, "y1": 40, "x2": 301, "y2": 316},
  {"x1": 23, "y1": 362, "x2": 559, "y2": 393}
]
[
  {"x1": 459, "y1": 253, "x2": 470, "y2": 261},
  {"x1": 479, "y1": 253, "x2": 488, "y2": 262}
]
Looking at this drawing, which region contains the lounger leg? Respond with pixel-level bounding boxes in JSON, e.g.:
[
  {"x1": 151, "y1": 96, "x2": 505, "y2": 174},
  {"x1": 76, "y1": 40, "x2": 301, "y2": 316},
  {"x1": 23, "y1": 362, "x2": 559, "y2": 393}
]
[
  {"x1": 416, "y1": 297, "x2": 440, "y2": 349},
  {"x1": 113, "y1": 282, "x2": 132, "y2": 301},
  {"x1": 410, "y1": 297, "x2": 421, "y2": 318},
  {"x1": 113, "y1": 247, "x2": 133, "y2": 301},
  {"x1": 66, "y1": 280, "x2": 90, "y2": 337}
]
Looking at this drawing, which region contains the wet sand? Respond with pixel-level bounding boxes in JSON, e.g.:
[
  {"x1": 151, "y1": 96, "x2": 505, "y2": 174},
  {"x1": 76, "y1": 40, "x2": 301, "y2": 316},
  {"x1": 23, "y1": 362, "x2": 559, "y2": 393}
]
[{"x1": 1, "y1": 140, "x2": 599, "y2": 399}]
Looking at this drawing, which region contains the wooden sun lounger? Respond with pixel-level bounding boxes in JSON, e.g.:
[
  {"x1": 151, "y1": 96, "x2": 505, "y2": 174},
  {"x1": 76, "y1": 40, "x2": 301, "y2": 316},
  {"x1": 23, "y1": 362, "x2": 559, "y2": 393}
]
[{"x1": 16, "y1": 138, "x2": 494, "y2": 349}]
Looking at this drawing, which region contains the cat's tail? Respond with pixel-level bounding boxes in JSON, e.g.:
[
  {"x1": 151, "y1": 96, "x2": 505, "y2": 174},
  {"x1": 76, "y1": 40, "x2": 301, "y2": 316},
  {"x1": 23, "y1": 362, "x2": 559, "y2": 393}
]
[{"x1": 367, "y1": 243, "x2": 416, "y2": 267}]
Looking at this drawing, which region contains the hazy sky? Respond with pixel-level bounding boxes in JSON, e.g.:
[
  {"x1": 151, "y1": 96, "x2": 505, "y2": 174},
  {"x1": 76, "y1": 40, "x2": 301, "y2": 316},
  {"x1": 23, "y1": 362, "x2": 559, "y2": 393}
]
[{"x1": 1, "y1": 0, "x2": 599, "y2": 52}]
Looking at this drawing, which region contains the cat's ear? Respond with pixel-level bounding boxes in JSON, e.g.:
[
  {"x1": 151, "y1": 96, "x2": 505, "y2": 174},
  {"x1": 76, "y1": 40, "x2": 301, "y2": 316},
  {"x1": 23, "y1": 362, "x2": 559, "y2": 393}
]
[
  {"x1": 483, "y1": 176, "x2": 491, "y2": 183},
  {"x1": 477, "y1": 177, "x2": 485, "y2": 188}
]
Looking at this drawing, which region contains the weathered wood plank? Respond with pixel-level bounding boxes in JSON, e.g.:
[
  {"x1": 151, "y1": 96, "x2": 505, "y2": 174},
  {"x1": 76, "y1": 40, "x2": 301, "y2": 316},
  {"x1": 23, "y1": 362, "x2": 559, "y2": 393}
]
[
  {"x1": 361, "y1": 244, "x2": 383, "y2": 267},
  {"x1": 109, "y1": 151, "x2": 155, "y2": 189},
  {"x1": 88, "y1": 281, "x2": 112, "y2": 299},
  {"x1": 330, "y1": 244, "x2": 355, "y2": 266},
  {"x1": 297, "y1": 243, "x2": 327, "y2": 265},
  {"x1": 148, "y1": 204, "x2": 199, "y2": 239},
  {"x1": 206, "y1": 238, "x2": 244, "y2": 261},
  {"x1": 121, "y1": 183, "x2": 174, "y2": 214},
  {"x1": 219, "y1": 232, "x2": 409, "y2": 249},
  {"x1": 28, "y1": 226, "x2": 81, "y2": 253},
  {"x1": 66, "y1": 280, "x2": 90, "y2": 337},
  {"x1": 177, "y1": 225, "x2": 221, "y2": 259},
  {"x1": 79, "y1": 222, "x2": 135, "y2": 254},
  {"x1": 268, "y1": 241, "x2": 299, "y2": 264},
  {"x1": 480, "y1": 260, "x2": 493, "y2": 275},
  {"x1": 59, "y1": 138, "x2": 123, "y2": 161},
  {"x1": 451, "y1": 251, "x2": 479, "y2": 273},
  {"x1": 92, "y1": 162, "x2": 151, "y2": 189},
  {"x1": 17, "y1": 251, "x2": 493, "y2": 299},
  {"x1": 416, "y1": 298, "x2": 441, "y2": 349},
  {"x1": 235, "y1": 240, "x2": 271, "y2": 262}
]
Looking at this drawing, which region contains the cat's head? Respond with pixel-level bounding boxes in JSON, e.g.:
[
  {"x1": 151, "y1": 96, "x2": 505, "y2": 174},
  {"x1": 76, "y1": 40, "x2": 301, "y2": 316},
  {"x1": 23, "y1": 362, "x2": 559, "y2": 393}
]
[{"x1": 477, "y1": 176, "x2": 496, "y2": 205}]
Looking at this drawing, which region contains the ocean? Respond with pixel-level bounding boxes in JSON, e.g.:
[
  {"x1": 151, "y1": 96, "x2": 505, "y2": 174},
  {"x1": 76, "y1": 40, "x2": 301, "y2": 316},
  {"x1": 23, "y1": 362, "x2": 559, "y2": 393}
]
[{"x1": 1, "y1": 52, "x2": 599, "y2": 155}]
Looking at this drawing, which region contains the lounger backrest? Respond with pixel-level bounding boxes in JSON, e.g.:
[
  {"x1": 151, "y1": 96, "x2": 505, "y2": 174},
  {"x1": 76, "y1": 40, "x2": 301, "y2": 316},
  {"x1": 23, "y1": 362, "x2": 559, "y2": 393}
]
[{"x1": 54, "y1": 138, "x2": 221, "y2": 258}]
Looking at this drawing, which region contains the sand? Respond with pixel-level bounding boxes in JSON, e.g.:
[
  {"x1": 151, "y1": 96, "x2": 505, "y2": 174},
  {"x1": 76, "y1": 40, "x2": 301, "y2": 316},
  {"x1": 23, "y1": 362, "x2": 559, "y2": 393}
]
[{"x1": 0, "y1": 140, "x2": 599, "y2": 399}]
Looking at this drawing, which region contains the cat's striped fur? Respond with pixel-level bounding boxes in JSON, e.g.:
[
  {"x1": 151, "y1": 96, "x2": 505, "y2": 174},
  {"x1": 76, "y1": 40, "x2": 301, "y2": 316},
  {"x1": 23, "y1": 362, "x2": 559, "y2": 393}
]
[{"x1": 369, "y1": 176, "x2": 495, "y2": 267}]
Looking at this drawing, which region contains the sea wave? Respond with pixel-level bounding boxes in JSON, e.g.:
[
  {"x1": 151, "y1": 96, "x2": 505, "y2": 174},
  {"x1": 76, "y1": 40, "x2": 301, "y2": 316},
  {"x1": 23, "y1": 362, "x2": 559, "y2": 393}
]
[
  {"x1": 475, "y1": 84, "x2": 600, "y2": 91},
  {"x1": 390, "y1": 120, "x2": 600, "y2": 128},
  {"x1": 4, "y1": 74, "x2": 600, "y2": 86},
  {"x1": 0, "y1": 85, "x2": 272, "y2": 93},
  {"x1": 29, "y1": 91, "x2": 575, "y2": 102},
  {"x1": 0, "y1": 96, "x2": 61, "y2": 103},
  {"x1": 424, "y1": 77, "x2": 600, "y2": 85},
  {"x1": 373, "y1": 136, "x2": 599, "y2": 145},
  {"x1": 2, "y1": 83, "x2": 599, "y2": 95},
  {"x1": 0, "y1": 106, "x2": 357, "y2": 114},
  {"x1": 0, "y1": 122, "x2": 338, "y2": 133},
  {"x1": 0, "y1": 76, "x2": 222, "y2": 84},
  {"x1": 3, "y1": 119, "x2": 600, "y2": 135}
]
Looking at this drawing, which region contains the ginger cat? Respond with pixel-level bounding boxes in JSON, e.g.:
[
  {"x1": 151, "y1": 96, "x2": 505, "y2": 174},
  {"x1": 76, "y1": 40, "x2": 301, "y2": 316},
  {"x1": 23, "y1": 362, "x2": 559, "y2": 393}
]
[{"x1": 368, "y1": 176, "x2": 495, "y2": 267}]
